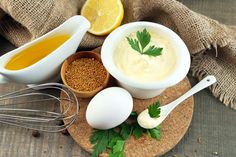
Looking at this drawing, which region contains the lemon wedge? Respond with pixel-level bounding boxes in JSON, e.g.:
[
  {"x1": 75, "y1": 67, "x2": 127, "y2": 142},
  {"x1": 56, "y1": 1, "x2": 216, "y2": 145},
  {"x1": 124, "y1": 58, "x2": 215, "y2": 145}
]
[{"x1": 81, "y1": 0, "x2": 124, "y2": 36}]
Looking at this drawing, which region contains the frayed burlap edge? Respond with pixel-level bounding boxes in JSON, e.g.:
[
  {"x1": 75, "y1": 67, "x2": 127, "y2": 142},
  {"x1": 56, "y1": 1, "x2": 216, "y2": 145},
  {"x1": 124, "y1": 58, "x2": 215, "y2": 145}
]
[{"x1": 191, "y1": 51, "x2": 236, "y2": 110}]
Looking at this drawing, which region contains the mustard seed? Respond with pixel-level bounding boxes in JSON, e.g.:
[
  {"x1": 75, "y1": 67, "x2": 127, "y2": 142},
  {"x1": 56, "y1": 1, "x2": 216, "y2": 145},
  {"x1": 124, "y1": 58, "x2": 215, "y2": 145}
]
[{"x1": 65, "y1": 58, "x2": 107, "y2": 91}]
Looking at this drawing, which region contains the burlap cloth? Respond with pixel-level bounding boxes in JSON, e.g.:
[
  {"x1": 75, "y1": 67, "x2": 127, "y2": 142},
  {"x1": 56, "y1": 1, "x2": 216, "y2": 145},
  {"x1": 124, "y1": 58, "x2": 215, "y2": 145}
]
[{"x1": 0, "y1": 0, "x2": 235, "y2": 109}]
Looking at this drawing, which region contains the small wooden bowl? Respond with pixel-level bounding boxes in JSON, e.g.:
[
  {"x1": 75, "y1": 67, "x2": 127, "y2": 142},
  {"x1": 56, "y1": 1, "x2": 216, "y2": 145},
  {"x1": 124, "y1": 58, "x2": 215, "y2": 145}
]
[{"x1": 61, "y1": 51, "x2": 110, "y2": 98}]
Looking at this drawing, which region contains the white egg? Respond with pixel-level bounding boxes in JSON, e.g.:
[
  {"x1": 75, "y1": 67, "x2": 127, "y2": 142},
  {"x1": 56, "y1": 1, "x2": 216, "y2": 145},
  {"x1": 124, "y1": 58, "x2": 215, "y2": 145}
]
[{"x1": 86, "y1": 87, "x2": 133, "y2": 130}]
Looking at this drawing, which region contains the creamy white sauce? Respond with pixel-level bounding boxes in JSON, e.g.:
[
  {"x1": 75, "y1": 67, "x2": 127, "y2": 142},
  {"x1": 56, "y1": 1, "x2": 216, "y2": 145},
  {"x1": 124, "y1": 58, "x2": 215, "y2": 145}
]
[
  {"x1": 137, "y1": 109, "x2": 164, "y2": 129},
  {"x1": 114, "y1": 31, "x2": 176, "y2": 83}
]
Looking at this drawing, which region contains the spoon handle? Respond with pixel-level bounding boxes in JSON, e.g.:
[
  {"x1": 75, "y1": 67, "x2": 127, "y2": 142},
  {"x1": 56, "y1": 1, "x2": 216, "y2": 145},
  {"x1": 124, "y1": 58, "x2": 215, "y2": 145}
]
[{"x1": 168, "y1": 75, "x2": 216, "y2": 110}]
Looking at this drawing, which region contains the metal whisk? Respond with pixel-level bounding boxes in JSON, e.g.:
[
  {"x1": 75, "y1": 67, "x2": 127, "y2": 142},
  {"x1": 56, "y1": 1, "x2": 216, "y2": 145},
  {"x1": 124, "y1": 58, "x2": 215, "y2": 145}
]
[{"x1": 0, "y1": 83, "x2": 79, "y2": 132}]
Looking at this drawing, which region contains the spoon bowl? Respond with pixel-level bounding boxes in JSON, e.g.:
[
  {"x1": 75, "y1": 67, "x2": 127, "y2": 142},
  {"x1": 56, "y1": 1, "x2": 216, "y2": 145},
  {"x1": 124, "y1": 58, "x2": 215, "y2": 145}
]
[{"x1": 138, "y1": 75, "x2": 217, "y2": 129}]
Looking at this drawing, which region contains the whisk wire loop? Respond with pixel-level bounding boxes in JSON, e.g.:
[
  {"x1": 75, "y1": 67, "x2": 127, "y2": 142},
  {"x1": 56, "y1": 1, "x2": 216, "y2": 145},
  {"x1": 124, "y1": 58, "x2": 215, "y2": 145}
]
[{"x1": 0, "y1": 83, "x2": 79, "y2": 132}]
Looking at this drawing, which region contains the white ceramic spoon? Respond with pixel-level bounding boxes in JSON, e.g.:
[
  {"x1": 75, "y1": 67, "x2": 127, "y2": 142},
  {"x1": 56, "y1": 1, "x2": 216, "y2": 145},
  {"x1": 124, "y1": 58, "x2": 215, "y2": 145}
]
[{"x1": 137, "y1": 75, "x2": 217, "y2": 129}]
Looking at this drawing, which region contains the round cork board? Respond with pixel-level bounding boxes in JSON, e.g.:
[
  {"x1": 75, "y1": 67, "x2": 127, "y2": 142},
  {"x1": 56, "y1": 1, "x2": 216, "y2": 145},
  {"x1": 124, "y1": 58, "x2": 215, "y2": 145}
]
[{"x1": 61, "y1": 76, "x2": 194, "y2": 157}]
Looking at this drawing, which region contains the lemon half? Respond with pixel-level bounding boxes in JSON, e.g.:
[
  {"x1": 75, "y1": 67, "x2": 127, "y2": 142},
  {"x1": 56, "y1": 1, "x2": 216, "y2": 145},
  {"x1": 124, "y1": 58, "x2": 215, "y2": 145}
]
[{"x1": 81, "y1": 0, "x2": 124, "y2": 36}]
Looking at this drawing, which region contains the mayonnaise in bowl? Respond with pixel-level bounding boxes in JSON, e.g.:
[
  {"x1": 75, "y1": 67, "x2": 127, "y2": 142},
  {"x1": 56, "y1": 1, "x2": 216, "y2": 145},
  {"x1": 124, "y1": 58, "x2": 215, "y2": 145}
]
[{"x1": 114, "y1": 30, "x2": 176, "y2": 83}]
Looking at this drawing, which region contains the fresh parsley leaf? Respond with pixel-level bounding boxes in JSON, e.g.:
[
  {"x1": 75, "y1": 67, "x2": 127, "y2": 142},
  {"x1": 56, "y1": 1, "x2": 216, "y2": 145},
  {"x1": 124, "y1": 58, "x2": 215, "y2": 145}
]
[
  {"x1": 147, "y1": 126, "x2": 161, "y2": 140},
  {"x1": 132, "y1": 123, "x2": 144, "y2": 139},
  {"x1": 126, "y1": 28, "x2": 163, "y2": 57},
  {"x1": 108, "y1": 129, "x2": 121, "y2": 141},
  {"x1": 90, "y1": 130, "x2": 109, "y2": 157},
  {"x1": 108, "y1": 136, "x2": 123, "y2": 149},
  {"x1": 120, "y1": 122, "x2": 132, "y2": 140},
  {"x1": 90, "y1": 130, "x2": 104, "y2": 144},
  {"x1": 143, "y1": 46, "x2": 163, "y2": 57},
  {"x1": 109, "y1": 140, "x2": 125, "y2": 157},
  {"x1": 148, "y1": 100, "x2": 161, "y2": 118},
  {"x1": 90, "y1": 129, "x2": 120, "y2": 157},
  {"x1": 113, "y1": 140, "x2": 125, "y2": 153},
  {"x1": 126, "y1": 37, "x2": 141, "y2": 53},
  {"x1": 136, "y1": 28, "x2": 150, "y2": 50}
]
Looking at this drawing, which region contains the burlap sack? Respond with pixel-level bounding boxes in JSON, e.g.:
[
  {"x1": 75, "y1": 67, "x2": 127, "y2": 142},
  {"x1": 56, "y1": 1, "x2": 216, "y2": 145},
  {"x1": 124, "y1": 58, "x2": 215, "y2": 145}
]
[{"x1": 0, "y1": 0, "x2": 235, "y2": 109}]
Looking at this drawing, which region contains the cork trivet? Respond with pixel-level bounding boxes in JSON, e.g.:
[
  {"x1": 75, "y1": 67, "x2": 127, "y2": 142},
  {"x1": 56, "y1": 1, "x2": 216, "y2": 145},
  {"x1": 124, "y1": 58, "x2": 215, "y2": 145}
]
[{"x1": 61, "y1": 76, "x2": 193, "y2": 157}]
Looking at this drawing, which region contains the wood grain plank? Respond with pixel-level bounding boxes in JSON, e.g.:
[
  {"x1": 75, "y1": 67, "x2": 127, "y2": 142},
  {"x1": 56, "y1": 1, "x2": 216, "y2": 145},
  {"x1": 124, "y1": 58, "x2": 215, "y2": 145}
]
[
  {"x1": 179, "y1": 0, "x2": 236, "y2": 25},
  {"x1": 0, "y1": 84, "x2": 90, "y2": 157},
  {"x1": 0, "y1": 0, "x2": 236, "y2": 157}
]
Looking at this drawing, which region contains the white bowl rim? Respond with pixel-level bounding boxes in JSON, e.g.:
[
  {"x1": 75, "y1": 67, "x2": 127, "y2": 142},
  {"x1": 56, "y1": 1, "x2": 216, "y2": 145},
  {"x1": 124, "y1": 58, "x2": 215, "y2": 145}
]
[{"x1": 101, "y1": 21, "x2": 190, "y2": 90}]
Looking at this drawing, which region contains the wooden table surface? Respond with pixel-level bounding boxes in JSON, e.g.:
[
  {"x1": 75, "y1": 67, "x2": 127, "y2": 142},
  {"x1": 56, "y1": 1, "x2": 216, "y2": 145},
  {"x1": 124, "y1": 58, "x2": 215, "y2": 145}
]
[{"x1": 0, "y1": 0, "x2": 236, "y2": 157}]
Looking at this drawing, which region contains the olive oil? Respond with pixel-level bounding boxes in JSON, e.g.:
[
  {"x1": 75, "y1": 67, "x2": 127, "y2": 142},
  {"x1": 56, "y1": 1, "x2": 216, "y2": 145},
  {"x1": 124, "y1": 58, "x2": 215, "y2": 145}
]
[{"x1": 5, "y1": 34, "x2": 70, "y2": 70}]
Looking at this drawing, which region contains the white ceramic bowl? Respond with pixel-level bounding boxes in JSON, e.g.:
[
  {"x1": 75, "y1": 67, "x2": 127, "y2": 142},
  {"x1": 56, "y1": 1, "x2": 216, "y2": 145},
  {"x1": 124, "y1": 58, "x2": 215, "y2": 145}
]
[{"x1": 101, "y1": 22, "x2": 190, "y2": 99}]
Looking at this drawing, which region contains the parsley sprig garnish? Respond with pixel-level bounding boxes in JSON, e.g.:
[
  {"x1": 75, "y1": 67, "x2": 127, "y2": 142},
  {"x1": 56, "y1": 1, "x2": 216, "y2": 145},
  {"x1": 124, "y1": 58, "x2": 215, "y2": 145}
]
[
  {"x1": 147, "y1": 125, "x2": 161, "y2": 139},
  {"x1": 90, "y1": 129, "x2": 118, "y2": 157},
  {"x1": 126, "y1": 28, "x2": 163, "y2": 57},
  {"x1": 89, "y1": 101, "x2": 162, "y2": 157},
  {"x1": 148, "y1": 100, "x2": 161, "y2": 118}
]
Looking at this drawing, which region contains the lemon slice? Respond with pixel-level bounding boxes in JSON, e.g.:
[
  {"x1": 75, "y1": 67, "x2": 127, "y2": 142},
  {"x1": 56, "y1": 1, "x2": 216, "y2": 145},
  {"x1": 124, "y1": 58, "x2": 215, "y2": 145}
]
[{"x1": 81, "y1": 0, "x2": 124, "y2": 36}]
